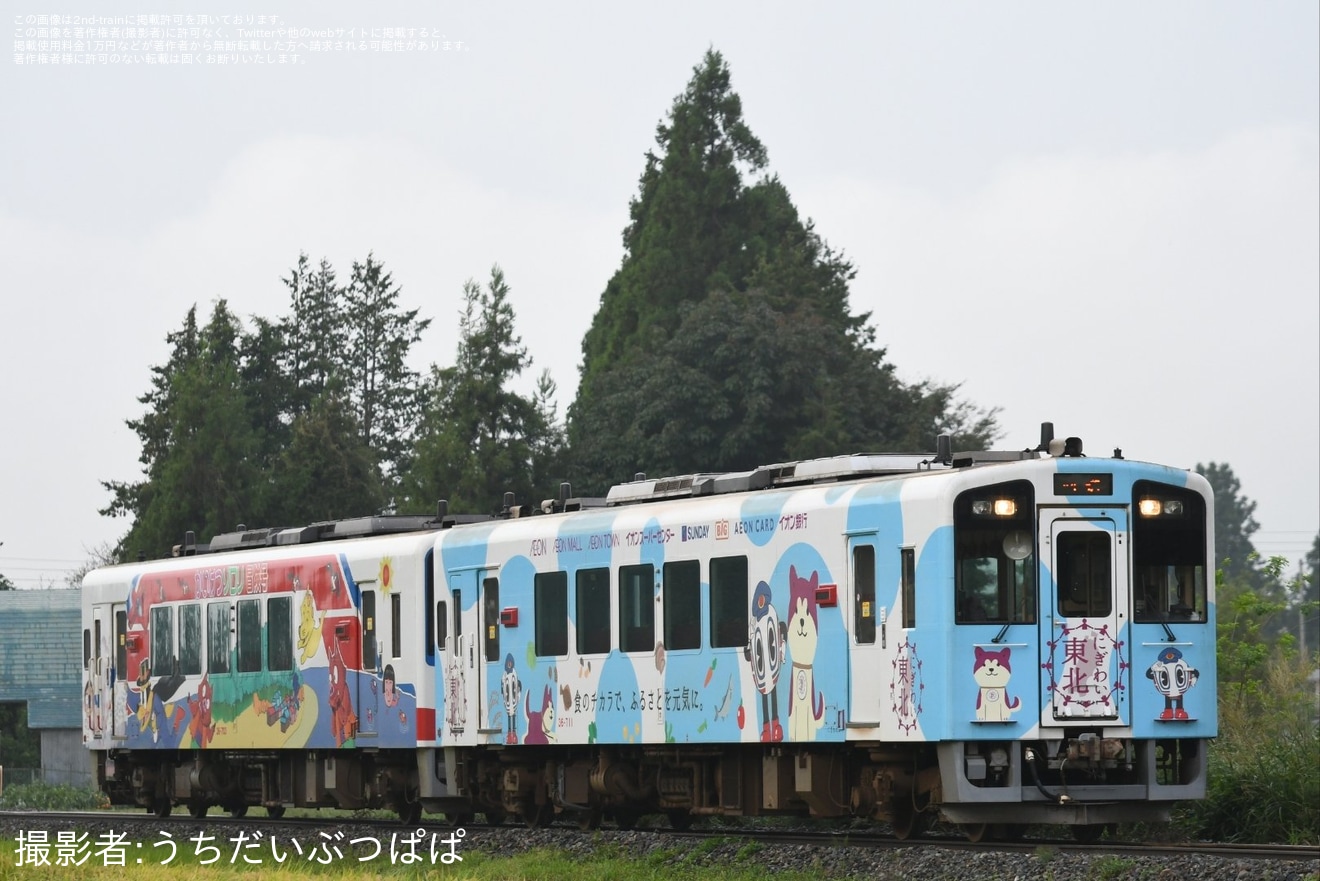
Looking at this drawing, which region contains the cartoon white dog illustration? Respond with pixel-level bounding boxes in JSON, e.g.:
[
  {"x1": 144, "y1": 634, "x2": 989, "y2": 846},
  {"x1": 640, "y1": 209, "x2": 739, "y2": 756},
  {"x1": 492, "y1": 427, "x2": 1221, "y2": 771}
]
[{"x1": 973, "y1": 646, "x2": 1021, "y2": 722}]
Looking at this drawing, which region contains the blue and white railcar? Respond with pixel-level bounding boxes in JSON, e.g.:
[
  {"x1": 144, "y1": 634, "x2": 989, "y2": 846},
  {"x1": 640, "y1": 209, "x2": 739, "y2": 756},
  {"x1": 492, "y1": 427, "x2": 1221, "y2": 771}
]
[{"x1": 83, "y1": 425, "x2": 1215, "y2": 839}]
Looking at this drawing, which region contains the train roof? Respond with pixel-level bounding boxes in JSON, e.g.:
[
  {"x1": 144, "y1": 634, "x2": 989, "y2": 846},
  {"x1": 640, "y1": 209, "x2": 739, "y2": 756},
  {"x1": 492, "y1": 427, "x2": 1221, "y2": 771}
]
[{"x1": 114, "y1": 422, "x2": 1174, "y2": 566}]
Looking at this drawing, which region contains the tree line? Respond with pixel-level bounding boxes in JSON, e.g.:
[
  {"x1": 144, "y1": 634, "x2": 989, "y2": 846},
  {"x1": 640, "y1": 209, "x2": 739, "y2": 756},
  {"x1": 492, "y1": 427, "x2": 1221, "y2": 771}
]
[
  {"x1": 98, "y1": 50, "x2": 997, "y2": 563},
  {"x1": 81, "y1": 50, "x2": 1320, "y2": 664}
]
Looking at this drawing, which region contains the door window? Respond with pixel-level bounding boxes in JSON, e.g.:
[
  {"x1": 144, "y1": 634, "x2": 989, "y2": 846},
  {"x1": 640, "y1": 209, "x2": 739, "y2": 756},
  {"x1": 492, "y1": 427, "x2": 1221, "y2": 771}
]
[{"x1": 1057, "y1": 532, "x2": 1112, "y2": 617}]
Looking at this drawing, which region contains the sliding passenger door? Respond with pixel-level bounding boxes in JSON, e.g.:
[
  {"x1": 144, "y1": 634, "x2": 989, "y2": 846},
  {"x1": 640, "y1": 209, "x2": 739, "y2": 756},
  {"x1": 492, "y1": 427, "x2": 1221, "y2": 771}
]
[{"x1": 846, "y1": 533, "x2": 884, "y2": 728}]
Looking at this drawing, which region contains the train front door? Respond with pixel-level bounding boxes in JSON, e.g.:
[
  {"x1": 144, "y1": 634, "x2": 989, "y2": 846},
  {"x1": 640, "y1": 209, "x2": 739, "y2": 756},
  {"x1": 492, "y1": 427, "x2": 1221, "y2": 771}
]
[{"x1": 1040, "y1": 508, "x2": 1131, "y2": 725}]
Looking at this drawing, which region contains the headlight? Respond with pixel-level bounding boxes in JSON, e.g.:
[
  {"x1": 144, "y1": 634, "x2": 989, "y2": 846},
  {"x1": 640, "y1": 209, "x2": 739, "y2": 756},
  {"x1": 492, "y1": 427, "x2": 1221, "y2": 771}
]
[
  {"x1": 972, "y1": 498, "x2": 1018, "y2": 517},
  {"x1": 1139, "y1": 498, "x2": 1185, "y2": 518}
]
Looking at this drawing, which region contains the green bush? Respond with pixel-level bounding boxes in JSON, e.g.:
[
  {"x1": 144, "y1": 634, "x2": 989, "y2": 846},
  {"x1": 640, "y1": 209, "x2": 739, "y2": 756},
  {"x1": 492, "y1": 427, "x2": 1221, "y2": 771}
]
[
  {"x1": 1177, "y1": 722, "x2": 1320, "y2": 844},
  {"x1": 0, "y1": 781, "x2": 109, "y2": 811},
  {"x1": 1177, "y1": 557, "x2": 1320, "y2": 844}
]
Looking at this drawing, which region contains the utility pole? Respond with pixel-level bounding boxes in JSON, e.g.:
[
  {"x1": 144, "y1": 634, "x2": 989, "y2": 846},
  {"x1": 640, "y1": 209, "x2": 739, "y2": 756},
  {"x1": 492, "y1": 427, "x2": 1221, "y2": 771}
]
[{"x1": 1299, "y1": 560, "x2": 1307, "y2": 658}]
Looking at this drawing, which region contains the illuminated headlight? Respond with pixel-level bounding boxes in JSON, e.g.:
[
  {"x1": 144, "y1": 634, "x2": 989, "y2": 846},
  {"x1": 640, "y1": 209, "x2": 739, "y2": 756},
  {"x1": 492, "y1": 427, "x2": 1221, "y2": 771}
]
[
  {"x1": 1139, "y1": 498, "x2": 1185, "y2": 517},
  {"x1": 972, "y1": 499, "x2": 1018, "y2": 516}
]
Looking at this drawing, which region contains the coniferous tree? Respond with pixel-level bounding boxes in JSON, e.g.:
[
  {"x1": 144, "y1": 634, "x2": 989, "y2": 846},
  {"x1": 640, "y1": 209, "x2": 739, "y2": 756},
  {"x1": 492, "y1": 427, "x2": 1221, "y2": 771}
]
[
  {"x1": 102, "y1": 302, "x2": 261, "y2": 559},
  {"x1": 240, "y1": 314, "x2": 295, "y2": 522},
  {"x1": 269, "y1": 393, "x2": 384, "y2": 524},
  {"x1": 280, "y1": 253, "x2": 349, "y2": 416},
  {"x1": 570, "y1": 50, "x2": 996, "y2": 491},
  {"x1": 402, "y1": 266, "x2": 564, "y2": 515},
  {"x1": 1196, "y1": 462, "x2": 1267, "y2": 591},
  {"x1": 342, "y1": 253, "x2": 431, "y2": 486}
]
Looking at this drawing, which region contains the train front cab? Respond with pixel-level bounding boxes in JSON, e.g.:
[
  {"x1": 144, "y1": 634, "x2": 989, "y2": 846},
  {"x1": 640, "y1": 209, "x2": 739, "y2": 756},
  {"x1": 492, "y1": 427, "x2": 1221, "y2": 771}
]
[{"x1": 938, "y1": 466, "x2": 1214, "y2": 835}]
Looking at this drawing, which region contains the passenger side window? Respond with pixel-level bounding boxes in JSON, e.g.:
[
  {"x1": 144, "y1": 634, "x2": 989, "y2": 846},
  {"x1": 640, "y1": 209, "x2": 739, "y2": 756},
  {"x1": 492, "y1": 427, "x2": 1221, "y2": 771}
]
[
  {"x1": 535, "y1": 571, "x2": 569, "y2": 657},
  {"x1": 901, "y1": 548, "x2": 916, "y2": 629},
  {"x1": 619, "y1": 564, "x2": 655, "y2": 653},
  {"x1": 207, "y1": 602, "x2": 231, "y2": 674},
  {"x1": 663, "y1": 561, "x2": 701, "y2": 651},
  {"x1": 709, "y1": 556, "x2": 748, "y2": 648},
  {"x1": 151, "y1": 605, "x2": 175, "y2": 676},
  {"x1": 237, "y1": 599, "x2": 262, "y2": 673},
  {"x1": 391, "y1": 592, "x2": 403, "y2": 660},
  {"x1": 267, "y1": 596, "x2": 293, "y2": 672},
  {"x1": 179, "y1": 605, "x2": 202, "y2": 675},
  {"x1": 576, "y1": 568, "x2": 611, "y2": 655}
]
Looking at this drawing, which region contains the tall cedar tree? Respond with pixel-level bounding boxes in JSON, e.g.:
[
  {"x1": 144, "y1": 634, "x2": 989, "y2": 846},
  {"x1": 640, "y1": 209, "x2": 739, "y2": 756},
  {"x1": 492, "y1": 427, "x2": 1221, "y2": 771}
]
[
  {"x1": 102, "y1": 302, "x2": 261, "y2": 559},
  {"x1": 280, "y1": 254, "x2": 350, "y2": 416},
  {"x1": 270, "y1": 393, "x2": 384, "y2": 524},
  {"x1": 1195, "y1": 462, "x2": 1267, "y2": 590},
  {"x1": 342, "y1": 254, "x2": 431, "y2": 487},
  {"x1": 570, "y1": 50, "x2": 996, "y2": 492},
  {"x1": 401, "y1": 266, "x2": 564, "y2": 515},
  {"x1": 102, "y1": 254, "x2": 428, "y2": 560}
]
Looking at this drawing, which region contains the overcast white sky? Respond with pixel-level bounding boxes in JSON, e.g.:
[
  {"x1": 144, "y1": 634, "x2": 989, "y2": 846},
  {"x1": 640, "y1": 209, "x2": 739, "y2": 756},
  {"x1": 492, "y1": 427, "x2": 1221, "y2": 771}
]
[{"x1": 2, "y1": 2, "x2": 1316, "y2": 587}]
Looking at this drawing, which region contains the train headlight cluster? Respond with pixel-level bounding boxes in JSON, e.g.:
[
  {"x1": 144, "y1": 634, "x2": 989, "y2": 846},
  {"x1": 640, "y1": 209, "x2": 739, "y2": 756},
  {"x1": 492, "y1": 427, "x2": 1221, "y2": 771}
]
[
  {"x1": 971, "y1": 498, "x2": 1019, "y2": 517},
  {"x1": 1138, "y1": 498, "x2": 1185, "y2": 518}
]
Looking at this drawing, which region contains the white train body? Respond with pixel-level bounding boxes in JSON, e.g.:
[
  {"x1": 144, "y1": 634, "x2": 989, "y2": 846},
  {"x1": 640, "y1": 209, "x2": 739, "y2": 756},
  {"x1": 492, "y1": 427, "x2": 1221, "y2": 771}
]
[{"x1": 83, "y1": 432, "x2": 1216, "y2": 835}]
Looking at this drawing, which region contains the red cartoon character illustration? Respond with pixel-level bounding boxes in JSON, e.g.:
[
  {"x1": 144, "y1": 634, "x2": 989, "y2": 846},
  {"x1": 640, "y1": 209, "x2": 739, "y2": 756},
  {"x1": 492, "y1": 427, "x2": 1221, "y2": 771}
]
[
  {"x1": 186, "y1": 675, "x2": 216, "y2": 749},
  {"x1": 326, "y1": 636, "x2": 358, "y2": 746}
]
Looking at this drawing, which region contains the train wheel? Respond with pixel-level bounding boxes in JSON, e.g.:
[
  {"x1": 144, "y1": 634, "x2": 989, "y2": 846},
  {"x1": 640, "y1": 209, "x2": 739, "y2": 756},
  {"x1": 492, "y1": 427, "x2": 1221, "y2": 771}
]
[
  {"x1": 484, "y1": 808, "x2": 507, "y2": 826},
  {"x1": 152, "y1": 798, "x2": 172, "y2": 819},
  {"x1": 229, "y1": 804, "x2": 248, "y2": 819},
  {"x1": 266, "y1": 806, "x2": 286, "y2": 819},
  {"x1": 666, "y1": 810, "x2": 693, "y2": 831},
  {"x1": 187, "y1": 801, "x2": 207, "y2": 819},
  {"x1": 398, "y1": 801, "x2": 423, "y2": 826},
  {"x1": 524, "y1": 801, "x2": 554, "y2": 829},
  {"x1": 1072, "y1": 824, "x2": 1104, "y2": 844},
  {"x1": 577, "y1": 808, "x2": 602, "y2": 831},
  {"x1": 961, "y1": 823, "x2": 989, "y2": 843},
  {"x1": 613, "y1": 809, "x2": 640, "y2": 831},
  {"x1": 445, "y1": 812, "x2": 474, "y2": 827},
  {"x1": 892, "y1": 806, "x2": 928, "y2": 841}
]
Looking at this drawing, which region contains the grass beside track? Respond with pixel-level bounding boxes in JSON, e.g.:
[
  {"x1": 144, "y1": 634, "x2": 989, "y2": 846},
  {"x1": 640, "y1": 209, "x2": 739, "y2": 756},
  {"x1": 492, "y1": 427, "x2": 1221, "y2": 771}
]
[{"x1": 1, "y1": 838, "x2": 821, "y2": 881}]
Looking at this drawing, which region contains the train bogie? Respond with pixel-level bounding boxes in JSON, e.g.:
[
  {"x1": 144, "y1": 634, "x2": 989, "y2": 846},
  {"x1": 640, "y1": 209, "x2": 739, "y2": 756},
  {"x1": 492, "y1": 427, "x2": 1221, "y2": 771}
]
[{"x1": 82, "y1": 426, "x2": 1217, "y2": 834}]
